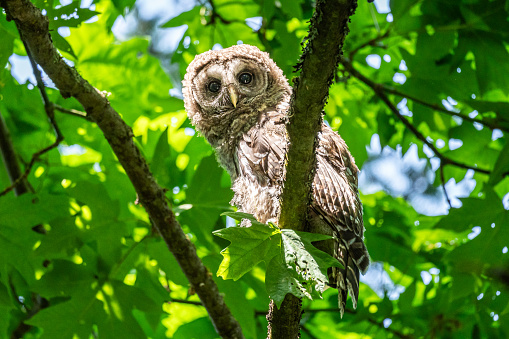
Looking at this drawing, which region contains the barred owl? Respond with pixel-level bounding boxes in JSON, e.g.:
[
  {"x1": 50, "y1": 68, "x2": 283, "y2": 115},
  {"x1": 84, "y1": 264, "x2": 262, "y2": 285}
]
[{"x1": 182, "y1": 44, "x2": 369, "y2": 316}]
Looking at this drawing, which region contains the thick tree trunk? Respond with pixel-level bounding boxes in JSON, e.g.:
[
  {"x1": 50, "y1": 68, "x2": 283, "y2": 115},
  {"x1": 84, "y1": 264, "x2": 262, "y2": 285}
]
[
  {"x1": 273, "y1": 0, "x2": 359, "y2": 336},
  {"x1": 267, "y1": 295, "x2": 302, "y2": 338}
]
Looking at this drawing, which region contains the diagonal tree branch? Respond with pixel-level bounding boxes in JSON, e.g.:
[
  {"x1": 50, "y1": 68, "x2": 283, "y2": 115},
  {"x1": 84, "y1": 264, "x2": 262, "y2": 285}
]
[
  {"x1": 347, "y1": 32, "x2": 508, "y2": 133},
  {"x1": 340, "y1": 56, "x2": 491, "y2": 176},
  {"x1": 348, "y1": 30, "x2": 390, "y2": 59},
  {"x1": 270, "y1": 0, "x2": 359, "y2": 337},
  {"x1": 1, "y1": 1, "x2": 243, "y2": 338},
  {"x1": 382, "y1": 86, "x2": 509, "y2": 133},
  {"x1": 346, "y1": 32, "x2": 508, "y2": 133}
]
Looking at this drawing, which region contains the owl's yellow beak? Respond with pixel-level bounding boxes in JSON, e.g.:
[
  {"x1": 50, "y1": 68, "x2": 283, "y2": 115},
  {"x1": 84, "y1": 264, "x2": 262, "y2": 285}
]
[{"x1": 227, "y1": 84, "x2": 238, "y2": 108}]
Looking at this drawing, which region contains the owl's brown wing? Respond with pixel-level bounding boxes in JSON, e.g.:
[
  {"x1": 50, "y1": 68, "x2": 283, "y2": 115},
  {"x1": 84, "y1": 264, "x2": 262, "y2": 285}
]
[
  {"x1": 236, "y1": 117, "x2": 369, "y2": 316},
  {"x1": 312, "y1": 124, "x2": 370, "y2": 316}
]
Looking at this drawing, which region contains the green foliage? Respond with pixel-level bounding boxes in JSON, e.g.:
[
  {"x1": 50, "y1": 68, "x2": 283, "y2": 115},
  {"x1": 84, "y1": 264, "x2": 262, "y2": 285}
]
[
  {"x1": 214, "y1": 212, "x2": 281, "y2": 281},
  {"x1": 215, "y1": 212, "x2": 340, "y2": 307},
  {"x1": 0, "y1": 0, "x2": 508, "y2": 338},
  {"x1": 265, "y1": 229, "x2": 339, "y2": 307}
]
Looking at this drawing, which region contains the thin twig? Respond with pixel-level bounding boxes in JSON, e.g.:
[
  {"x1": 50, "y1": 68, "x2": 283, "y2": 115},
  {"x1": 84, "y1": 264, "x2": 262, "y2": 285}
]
[
  {"x1": 345, "y1": 31, "x2": 507, "y2": 134},
  {"x1": 24, "y1": 40, "x2": 64, "y2": 142},
  {"x1": 440, "y1": 164, "x2": 452, "y2": 208},
  {"x1": 0, "y1": 40, "x2": 64, "y2": 198},
  {"x1": 54, "y1": 104, "x2": 90, "y2": 120},
  {"x1": 340, "y1": 57, "x2": 491, "y2": 176},
  {"x1": 109, "y1": 234, "x2": 153, "y2": 279},
  {"x1": 169, "y1": 298, "x2": 203, "y2": 306},
  {"x1": 0, "y1": 140, "x2": 61, "y2": 197},
  {"x1": 0, "y1": 111, "x2": 31, "y2": 196},
  {"x1": 366, "y1": 318, "x2": 413, "y2": 339},
  {"x1": 349, "y1": 30, "x2": 390, "y2": 59},
  {"x1": 208, "y1": 0, "x2": 242, "y2": 25},
  {"x1": 382, "y1": 86, "x2": 509, "y2": 133}
]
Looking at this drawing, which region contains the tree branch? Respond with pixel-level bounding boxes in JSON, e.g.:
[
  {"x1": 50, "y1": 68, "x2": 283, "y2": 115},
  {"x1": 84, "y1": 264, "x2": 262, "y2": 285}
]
[
  {"x1": 349, "y1": 30, "x2": 390, "y2": 59},
  {"x1": 340, "y1": 57, "x2": 491, "y2": 176},
  {"x1": 439, "y1": 165, "x2": 452, "y2": 209},
  {"x1": 382, "y1": 86, "x2": 509, "y2": 133},
  {"x1": 1, "y1": 1, "x2": 243, "y2": 338},
  {"x1": 0, "y1": 126, "x2": 62, "y2": 198},
  {"x1": 346, "y1": 32, "x2": 508, "y2": 132},
  {"x1": 169, "y1": 298, "x2": 203, "y2": 306},
  {"x1": 0, "y1": 36, "x2": 57, "y2": 336},
  {"x1": 271, "y1": 0, "x2": 359, "y2": 337},
  {"x1": 0, "y1": 110, "x2": 30, "y2": 196},
  {"x1": 54, "y1": 104, "x2": 90, "y2": 120},
  {"x1": 0, "y1": 38, "x2": 64, "y2": 198}
]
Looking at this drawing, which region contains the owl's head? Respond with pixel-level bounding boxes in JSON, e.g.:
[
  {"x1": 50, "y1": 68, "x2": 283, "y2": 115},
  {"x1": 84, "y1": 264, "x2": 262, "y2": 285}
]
[{"x1": 182, "y1": 44, "x2": 290, "y2": 146}]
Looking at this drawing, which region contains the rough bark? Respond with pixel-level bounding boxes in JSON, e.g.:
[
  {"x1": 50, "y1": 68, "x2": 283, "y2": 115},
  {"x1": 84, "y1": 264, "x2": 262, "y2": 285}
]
[
  {"x1": 280, "y1": 0, "x2": 358, "y2": 231},
  {"x1": 271, "y1": 0, "x2": 358, "y2": 337},
  {"x1": 266, "y1": 297, "x2": 302, "y2": 339},
  {"x1": 1, "y1": 1, "x2": 244, "y2": 337}
]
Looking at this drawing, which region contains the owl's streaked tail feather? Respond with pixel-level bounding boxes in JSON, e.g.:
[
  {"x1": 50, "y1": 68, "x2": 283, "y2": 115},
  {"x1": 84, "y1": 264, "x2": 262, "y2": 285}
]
[
  {"x1": 348, "y1": 234, "x2": 370, "y2": 275},
  {"x1": 325, "y1": 225, "x2": 371, "y2": 318},
  {"x1": 332, "y1": 238, "x2": 361, "y2": 318}
]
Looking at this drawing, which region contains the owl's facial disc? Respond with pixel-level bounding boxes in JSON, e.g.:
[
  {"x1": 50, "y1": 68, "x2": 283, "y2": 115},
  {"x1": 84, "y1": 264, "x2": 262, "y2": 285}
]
[
  {"x1": 228, "y1": 59, "x2": 268, "y2": 105},
  {"x1": 193, "y1": 58, "x2": 269, "y2": 113}
]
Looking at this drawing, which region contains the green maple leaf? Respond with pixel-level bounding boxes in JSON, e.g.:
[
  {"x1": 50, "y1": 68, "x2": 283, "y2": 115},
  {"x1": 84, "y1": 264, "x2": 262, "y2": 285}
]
[
  {"x1": 266, "y1": 229, "x2": 343, "y2": 307},
  {"x1": 213, "y1": 212, "x2": 281, "y2": 280},
  {"x1": 215, "y1": 212, "x2": 343, "y2": 306}
]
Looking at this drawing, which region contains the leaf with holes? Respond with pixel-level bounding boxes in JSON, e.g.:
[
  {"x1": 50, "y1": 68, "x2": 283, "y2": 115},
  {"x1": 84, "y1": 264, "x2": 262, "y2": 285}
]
[{"x1": 266, "y1": 229, "x2": 342, "y2": 307}]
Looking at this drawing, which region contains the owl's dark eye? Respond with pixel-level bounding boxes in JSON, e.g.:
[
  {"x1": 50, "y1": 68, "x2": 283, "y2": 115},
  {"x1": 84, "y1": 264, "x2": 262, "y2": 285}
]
[
  {"x1": 208, "y1": 80, "x2": 221, "y2": 93},
  {"x1": 239, "y1": 72, "x2": 253, "y2": 84}
]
